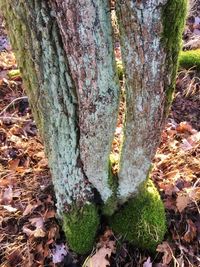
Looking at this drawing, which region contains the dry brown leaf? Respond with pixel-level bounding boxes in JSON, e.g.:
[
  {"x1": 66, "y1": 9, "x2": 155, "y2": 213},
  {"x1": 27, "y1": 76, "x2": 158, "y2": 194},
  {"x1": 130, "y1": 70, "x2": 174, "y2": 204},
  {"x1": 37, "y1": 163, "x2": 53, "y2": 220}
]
[
  {"x1": 48, "y1": 226, "x2": 59, "y2": 240},
  {"x1": 8, "y1": 158, "x2": 20, "y2": 171},
  {"x1": 6, "y1": 249, "x2": 22, "y2": 267},
  {"x1": 2, "y1": 185, "x2": 13, "y2": 204},
  {"x1": 44, "y1": 209, "x2": 56, "y2": 220},
  {"x1": 164, "y1": 198, "x2": 176, "y2": 211},
  {"x1": 176, "y1": 122, "x2": 196, "y2": 134},
  {"x1": 183, "y1": 219, "x2": 197, "y2": 243},
  {"x1": 34, "y1": 228, "x2": 46, "y2": 238},
  {"x1": 156, "y1": 242, "x2": 173, "y2": 265},
  {"x1": 86, "y1": 240, "x2": 115, "y2": 267},
  {"x1": 23, "y1": 203, "x2": 37, "y2": 216},
  {"x1": 189, "y1": 187, "x2": 200, "y2": 201},
  {"x1": 176, "y1": 193, "x2": 190, "y2": 212}
]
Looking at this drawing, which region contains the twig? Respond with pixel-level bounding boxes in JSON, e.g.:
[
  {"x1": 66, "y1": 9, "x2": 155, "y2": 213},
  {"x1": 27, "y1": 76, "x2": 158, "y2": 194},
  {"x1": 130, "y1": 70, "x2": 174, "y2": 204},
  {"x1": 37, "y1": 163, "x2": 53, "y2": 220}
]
[
  {"x1": 0, "y1": 96, "x2": 28, "y2": 116},
  {"x1": 0, "y1": 116, "x2": 31, "y2": 122}
]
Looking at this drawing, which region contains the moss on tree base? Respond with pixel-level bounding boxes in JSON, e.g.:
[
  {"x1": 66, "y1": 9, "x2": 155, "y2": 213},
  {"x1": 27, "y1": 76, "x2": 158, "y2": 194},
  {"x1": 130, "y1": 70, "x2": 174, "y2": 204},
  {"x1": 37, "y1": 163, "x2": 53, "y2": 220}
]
[
  {"x1": 110, "y1": 180, "x2": 166, "y2": 252},
  {"x1": 63, "y1": 204, "x2": 99, "y2": 254}
]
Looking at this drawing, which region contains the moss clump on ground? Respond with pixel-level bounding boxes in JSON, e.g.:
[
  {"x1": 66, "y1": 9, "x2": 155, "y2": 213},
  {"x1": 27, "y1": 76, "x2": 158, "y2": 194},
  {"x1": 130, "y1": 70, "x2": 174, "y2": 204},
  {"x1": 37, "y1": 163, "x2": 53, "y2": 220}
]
[
  {"x1": 161, "y1": 0, "x2": 188, "y2": 113},
  {"x1": 179, "y1": 49, "x2": 200, "y2": 70},
  {"x1": 110, "y1": 179, "x2": 166, "y2": 252},
  {"x1": 63, "y1": 204, "x2": 99, "y2": 254}
]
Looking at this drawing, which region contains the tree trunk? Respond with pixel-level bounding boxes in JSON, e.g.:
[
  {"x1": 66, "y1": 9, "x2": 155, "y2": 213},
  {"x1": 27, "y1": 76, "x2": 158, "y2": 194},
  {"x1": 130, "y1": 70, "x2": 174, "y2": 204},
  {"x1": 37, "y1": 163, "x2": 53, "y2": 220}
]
[
  {"x1": 0, "y1": 0, "x2": 187, "y2": 254},
  {"x1": 1, "y1": 0, "x2": 120, "y2": 209},
  {"x1": 116, "y1": 0, "x2": 188, "y2": 203}
]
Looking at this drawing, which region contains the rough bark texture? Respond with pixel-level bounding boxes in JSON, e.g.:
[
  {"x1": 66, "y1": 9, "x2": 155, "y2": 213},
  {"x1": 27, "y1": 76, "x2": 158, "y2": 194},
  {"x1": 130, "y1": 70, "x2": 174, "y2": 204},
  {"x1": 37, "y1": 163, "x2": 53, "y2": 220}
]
[
  {"x1": 49, "y1": 0, "x2": 120, "y2": 203},
  {"x1": 0, "y1": 0, "x2": 119, "y2": 214},
  {"x1": 116, "y1": 0, "x2": 187, "y2": 202}
]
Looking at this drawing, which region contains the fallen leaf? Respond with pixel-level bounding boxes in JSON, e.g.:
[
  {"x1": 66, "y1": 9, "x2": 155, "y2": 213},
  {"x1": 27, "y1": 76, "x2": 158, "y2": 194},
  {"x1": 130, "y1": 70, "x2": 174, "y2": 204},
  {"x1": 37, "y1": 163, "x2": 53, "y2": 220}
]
[
  {"x1": 34, "y1": 228, "x2": 46, "y2": 238},
  {"x1": 156, "y1": 242, "x2": 173, "y2": 265},
  {"x1": 3, "y1": 205, "x2": 17, "y2": 212},
  {"x1": 143, "y1": 257, "x2": 152, "y2": 267},
  {"x1": 52, "y1": 244, "x2": 68, "y2": 264},
  {"x1": 176, "y1": 122, "x2": 196, "y2": 134},
  {"x1": 181, "y1": 139, "x2": 193, "y2": 151},
  {"x1": 22, "y1": 225, "x2": 46, "y2": 238},
  {"x1": 2, "y1": 185, "x2": 13, "y2": 204},
  {"x1": 176, "y1": 193, "x2": 190, "y2": 212},
  {"x1": 6, "y1": 249, "x2": 22, "y2": 267},
  {"x1": 189, "y1": 187, "x2": 200, "y2": 202},
  {"x1": 23, "y1": 203, "x2": 37, "y2": 216},
  {"x1": 85, "y1": 240, "x2": 115, "y2": 267},
  {"x1": 29, "y1": 217, "x2": 44, "y2": 228},
  {"x1": 164, "y1": 198, "x2": 177, "y2": 211},
  {"x1": 183, "y1": 219, "x2": 197, "y2": 243},
  {"x1": 8, "y1": 158, "x2": 20, "y2": 171},
  {"x1": 44, "y1": 209, "x2": 56, "y2": 220},
  {"x1": 22, "y1": 225, "x2": 34, "y2": 237}
]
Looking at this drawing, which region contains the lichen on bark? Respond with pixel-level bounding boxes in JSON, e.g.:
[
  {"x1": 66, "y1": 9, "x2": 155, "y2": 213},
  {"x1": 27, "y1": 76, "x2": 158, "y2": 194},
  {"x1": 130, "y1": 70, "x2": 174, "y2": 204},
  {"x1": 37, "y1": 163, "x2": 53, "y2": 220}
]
[
  {"x1": 115, "y1": 0, "x2": 187, "y2": 203},
  {"x1": 0, "y1": 1, "x2": 96, "y2": 215},
  {"x1": 50, "y1": 0, "x2": 120, "y2": 203}
]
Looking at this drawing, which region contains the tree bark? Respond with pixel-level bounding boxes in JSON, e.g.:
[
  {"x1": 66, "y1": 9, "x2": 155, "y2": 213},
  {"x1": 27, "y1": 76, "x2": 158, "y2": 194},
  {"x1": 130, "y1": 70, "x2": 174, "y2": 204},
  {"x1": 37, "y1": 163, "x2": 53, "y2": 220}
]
[
  {"x1": 116, "y1": 0, "x2": 187, "y2": 202},
  {"x1": 1, "y1": 0, "x2": 119, "y2": 214},
  {"x1": 49, "y1": 0, "x2": 120, "y2": 203}
]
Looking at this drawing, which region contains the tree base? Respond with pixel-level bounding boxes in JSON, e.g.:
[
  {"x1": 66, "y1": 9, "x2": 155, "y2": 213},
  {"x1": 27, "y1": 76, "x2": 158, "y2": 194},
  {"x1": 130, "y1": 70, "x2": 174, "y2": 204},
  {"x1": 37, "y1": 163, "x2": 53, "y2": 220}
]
[
  {"x1": 63, "y1": 204, "x2": 99, "y2": 254},
  {"x1": 110, "y1": 179, "x2": 166, "y2": 252}
]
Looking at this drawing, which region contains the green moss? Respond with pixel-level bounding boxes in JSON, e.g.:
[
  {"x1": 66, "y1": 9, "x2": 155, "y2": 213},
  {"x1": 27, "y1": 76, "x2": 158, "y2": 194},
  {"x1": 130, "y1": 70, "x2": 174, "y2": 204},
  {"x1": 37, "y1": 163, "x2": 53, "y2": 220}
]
[
  {"x1": 102, "y1": 154, "x2": 119, "y2": 216},
  {"x1": 179, "y1": 49, "x2": 200, "y2": 70},
  {"x1": 161, "y1": 0, "x2": 188, "y2": 113},
  {"x1": 116, "y1": 60, "x2": 124, "y2": 80},
  {"x1": 110, "y1": 179, "x2": 166, "y2": 252},
  {"x1": 63, "y1": 204, "x2": 99, "y2": 254},
  {"x1": 8, "y1": 69, "x2": 21, "y2": 79}
]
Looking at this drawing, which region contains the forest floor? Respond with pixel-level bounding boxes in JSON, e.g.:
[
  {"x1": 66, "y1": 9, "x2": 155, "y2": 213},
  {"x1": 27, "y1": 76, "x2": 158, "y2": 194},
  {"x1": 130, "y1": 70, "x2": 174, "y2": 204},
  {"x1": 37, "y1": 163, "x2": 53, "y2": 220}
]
[{"x1": 0, "y1": 14, "x2": 200, "y2": 267}]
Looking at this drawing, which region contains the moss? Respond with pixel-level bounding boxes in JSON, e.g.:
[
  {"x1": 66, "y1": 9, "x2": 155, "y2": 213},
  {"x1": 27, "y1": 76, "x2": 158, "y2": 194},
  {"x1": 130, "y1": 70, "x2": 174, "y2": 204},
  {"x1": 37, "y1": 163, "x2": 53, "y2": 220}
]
[
  {"x1": 179, "y1": 49, "x2": 200, "y2": 70},
  {"x1": 116, "y1": 60, "x2": 124, "y2": 81},
  {"x1": 63, "y1": 204, "x2": 99, "y2": 254},
  {"x1": 110, "y1": 179, "x2": 166, "y2": 252},
  {"x1": 161, "y1": 0, "x2": 188, "y2": 113},
  {"x1": 8, "y1": 69, "x2": 21, "y2": 79},
  {"x1": 102, "y1": 154, "x2": 119, "y2": 216}
]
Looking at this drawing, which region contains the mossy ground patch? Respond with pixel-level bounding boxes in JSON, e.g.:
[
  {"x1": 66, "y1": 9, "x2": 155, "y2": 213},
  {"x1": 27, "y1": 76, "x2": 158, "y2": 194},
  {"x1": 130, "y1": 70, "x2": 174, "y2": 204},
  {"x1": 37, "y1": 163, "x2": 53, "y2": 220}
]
[{"x1": 179, "y1": 49, "x2": 200, "y2": 70}]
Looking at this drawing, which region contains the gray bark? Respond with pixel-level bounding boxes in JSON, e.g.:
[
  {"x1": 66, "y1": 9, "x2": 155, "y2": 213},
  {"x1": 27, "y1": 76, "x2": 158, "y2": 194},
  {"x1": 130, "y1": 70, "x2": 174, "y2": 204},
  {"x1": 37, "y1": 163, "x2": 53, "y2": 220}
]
[
  {"x1": 116, "y1": 0, "x2": 187, "y2": 203},
  {"x1": 49, "y1": 0, "x2": 120, "y2": 202},
  {"x1": 1, "y1": 0, "x2": 119, "y2": 214}
]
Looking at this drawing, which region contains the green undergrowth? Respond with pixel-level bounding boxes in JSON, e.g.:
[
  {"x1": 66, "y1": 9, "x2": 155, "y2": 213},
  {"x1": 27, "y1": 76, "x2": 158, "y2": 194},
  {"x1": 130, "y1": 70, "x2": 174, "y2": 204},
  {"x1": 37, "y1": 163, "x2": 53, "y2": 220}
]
[
  {"x1": 63, "y1": 204, "x2": 99, "y2": 254},
  {"x1": 110, "y1": 179, "x2": 166, "y2": 252},
  {"x1": 179, "y1": 49, "x2": 200, "y2": 70}
]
